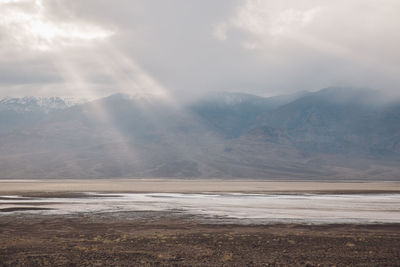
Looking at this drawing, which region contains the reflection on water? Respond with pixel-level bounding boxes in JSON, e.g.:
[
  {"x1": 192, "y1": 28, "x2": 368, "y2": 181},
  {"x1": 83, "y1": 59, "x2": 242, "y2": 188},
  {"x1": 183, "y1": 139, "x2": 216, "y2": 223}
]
[{"x1": 0, "y1": 193, "x2": 399, "y2": 224}]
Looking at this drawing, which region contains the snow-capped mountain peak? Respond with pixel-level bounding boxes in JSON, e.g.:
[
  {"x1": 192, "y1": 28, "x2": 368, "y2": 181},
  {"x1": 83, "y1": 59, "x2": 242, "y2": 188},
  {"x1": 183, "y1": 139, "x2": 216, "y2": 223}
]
[{"x1": 0, "y1": 96, "x2": 88, "y2": 113}]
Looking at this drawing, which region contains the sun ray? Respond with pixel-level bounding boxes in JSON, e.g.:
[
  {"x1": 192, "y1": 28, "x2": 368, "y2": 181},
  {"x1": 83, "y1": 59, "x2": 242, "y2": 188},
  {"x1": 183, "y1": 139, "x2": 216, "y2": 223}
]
[{"x1": 0, "y1": 0, "x2": 113, "y2": 51}]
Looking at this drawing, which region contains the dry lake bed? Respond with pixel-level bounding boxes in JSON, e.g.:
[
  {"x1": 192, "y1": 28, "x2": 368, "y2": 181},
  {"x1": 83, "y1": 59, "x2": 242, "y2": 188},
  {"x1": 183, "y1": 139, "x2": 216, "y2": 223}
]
[{"x1": 0, "y1": 179, "x2": 399, "y2": 266}]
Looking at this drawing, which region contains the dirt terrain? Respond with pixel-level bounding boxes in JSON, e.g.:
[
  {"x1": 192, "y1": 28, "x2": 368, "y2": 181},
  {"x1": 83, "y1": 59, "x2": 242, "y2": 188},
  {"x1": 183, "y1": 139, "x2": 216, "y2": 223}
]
[{"x1": 0, "y1": 212, "x2": 399, "y2": 266}]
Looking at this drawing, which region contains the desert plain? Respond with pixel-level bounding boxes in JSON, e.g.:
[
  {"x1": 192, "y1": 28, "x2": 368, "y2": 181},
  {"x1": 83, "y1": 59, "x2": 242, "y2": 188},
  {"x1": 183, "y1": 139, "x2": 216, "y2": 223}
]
[{"x1": 0, "y1": 179, "x2": 399, "y2": 266}]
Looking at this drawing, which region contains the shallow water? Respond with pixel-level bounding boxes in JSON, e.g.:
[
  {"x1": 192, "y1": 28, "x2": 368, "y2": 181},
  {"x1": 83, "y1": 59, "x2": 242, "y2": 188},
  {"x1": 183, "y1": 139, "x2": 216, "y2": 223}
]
[{"x1": 1, "y1": 193, "x2": 399, "y2": 224}]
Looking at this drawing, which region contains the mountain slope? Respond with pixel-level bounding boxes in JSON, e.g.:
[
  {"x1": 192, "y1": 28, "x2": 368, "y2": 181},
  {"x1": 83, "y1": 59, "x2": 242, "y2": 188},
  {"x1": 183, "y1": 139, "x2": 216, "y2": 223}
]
[
  {"x1": 0, "y1": 96, "x2": 87, "y2": 133},
  {"x1": 189, "y1": 91, "x2": 307, "y2": 138},
  {"x1": 0, "y1": 88, "x2": 399, "y2": 179}
]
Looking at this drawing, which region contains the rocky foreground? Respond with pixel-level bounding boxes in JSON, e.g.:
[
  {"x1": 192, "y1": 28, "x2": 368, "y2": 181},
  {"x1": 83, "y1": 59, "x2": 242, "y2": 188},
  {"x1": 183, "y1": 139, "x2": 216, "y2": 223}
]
[{"x1": 0, "y1": 212, "x2": 399, "y2": 266}]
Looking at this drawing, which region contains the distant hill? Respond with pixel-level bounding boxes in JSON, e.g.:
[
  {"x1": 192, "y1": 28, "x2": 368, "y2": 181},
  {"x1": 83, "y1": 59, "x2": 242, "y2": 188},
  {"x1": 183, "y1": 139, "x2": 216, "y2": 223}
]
[{"x1": 0, "y1": 88, "x2": 399, "y2": 179}]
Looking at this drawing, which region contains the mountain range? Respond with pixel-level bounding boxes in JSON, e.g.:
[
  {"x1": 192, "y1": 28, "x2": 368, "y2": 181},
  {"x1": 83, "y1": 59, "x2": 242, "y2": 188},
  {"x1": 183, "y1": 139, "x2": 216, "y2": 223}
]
[{"x1": 0, "y1": 88, "x2": 399, "y2": 180}]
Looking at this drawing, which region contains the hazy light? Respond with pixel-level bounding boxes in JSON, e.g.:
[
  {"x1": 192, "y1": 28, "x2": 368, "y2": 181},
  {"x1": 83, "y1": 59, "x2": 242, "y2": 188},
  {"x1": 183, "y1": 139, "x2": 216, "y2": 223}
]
[
  {"x1": 1, "y1": 0, "x2": 399, "y2": 98},
  {"x1": 214, "y1": 0, "x2": 323, "y2": 48},
  {"x1": 0, "y1": 0, "x2": 113, "y2": 51}
]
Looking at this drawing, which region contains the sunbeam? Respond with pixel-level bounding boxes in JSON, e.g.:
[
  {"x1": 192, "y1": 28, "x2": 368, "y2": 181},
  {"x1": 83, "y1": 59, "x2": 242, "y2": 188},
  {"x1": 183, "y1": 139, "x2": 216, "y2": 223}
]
[
  {"x1": 52, "y1": 53, "x2": 143, "y2": 173},
  {"x1": 1, "y1": 1, "x2": 400, "y2": 264},
  {"x1": 0, "y1": 0, "x2": 113, "y2": 51}
]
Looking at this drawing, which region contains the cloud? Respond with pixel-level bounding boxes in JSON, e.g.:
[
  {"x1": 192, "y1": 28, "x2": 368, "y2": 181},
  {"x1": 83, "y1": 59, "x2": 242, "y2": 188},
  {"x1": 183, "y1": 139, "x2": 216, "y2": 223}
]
[
  {"x1": 213, "y1": 0, "x2": 400, "y2": 94},
  {"x1": 0, "y1": 0, "x2": 113, "y2": 51},
  {"x1": 0, "y1": 0, "x2": 399, "y2": 99},
  {"x1": 0, "y1": 0, "x2": 168, "y2": 98},
  {"x1": 226, "y1": 1, "x2": 322, "y2": 42}
]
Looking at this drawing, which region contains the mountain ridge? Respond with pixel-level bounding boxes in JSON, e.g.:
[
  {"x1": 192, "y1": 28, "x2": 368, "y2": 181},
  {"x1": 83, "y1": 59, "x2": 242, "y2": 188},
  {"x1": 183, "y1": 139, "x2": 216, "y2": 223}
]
[{"x1": 0, "y1": 88, "x2": 399, "y2": 179}]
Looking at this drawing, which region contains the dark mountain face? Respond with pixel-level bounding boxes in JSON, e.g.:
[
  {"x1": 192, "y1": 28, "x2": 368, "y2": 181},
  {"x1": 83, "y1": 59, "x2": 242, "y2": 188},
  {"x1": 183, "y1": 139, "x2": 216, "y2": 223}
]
[
  {"x1": 252, "y1": 88, "x2": 400, "y2": 158},
  {"x1": 189, "y1": 92, "x2": 307, "y2": 138},
  {"x1": 0, "y1": 88, "x2": 399, "y2": 179},
  {"x1": 48, "y1": 94, "x2": 205, "y2": 142}
]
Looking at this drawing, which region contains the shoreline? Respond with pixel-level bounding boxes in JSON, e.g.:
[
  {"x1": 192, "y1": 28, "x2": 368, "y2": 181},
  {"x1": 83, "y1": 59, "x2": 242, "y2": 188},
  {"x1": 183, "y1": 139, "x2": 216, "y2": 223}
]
[{"x1": 0, "y1": 179, "x2": 400, "y2": 194}]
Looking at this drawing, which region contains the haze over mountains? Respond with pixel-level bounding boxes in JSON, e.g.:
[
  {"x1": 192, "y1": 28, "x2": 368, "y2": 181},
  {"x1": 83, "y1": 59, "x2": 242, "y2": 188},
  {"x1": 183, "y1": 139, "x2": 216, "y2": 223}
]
[{"x1": 0, "y1": 87, "x2": 399, "y2": 180}]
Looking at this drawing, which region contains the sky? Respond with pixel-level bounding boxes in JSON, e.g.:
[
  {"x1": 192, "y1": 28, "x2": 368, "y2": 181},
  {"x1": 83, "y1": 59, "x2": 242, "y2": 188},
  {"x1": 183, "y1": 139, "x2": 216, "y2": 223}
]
[{"x1": 0, "y1": 0, "x2": 399, "y2": 100}]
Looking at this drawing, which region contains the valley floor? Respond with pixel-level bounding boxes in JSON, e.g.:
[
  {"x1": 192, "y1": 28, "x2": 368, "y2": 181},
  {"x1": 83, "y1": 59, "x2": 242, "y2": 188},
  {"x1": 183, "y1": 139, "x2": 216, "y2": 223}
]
[
  {"x1": 0, "y1": 213, "x2": 399, "y2": 266},
  {"x1": 0, "y1": 180, "x2": 399, "y2": 266}
]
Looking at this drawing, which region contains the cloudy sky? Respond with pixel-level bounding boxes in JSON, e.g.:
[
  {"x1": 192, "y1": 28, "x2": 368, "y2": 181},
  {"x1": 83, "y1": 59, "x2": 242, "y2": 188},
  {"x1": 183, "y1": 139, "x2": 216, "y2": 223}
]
[{"x1": 0, "y1": 0, "x2": 399, "y2": 99}]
